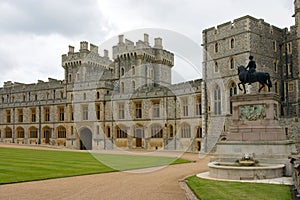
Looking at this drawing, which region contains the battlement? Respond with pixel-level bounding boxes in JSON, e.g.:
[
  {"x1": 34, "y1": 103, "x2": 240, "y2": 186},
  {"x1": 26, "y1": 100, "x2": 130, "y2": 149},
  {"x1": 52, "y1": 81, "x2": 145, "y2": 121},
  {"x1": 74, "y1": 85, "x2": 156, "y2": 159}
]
[
  {"x1": 203, "y1": 15, "x2": 284, "y2": 43},
  {"x1": 1, "y1": 78, "x2": 64, "y2": 95},
  {"x1": 62, "y1": 41, "x2": 112, "y2": 69},
  {"x1": 112, "y1": 33, "x2": 174, "y2": 66}
]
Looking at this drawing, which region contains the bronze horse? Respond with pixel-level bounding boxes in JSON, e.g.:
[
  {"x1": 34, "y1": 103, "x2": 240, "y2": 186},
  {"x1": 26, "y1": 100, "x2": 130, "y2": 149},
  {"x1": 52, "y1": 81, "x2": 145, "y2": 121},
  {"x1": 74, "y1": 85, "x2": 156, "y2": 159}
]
[{"x1": 237, "y1": 65, "x2": 272, "y2": 94}]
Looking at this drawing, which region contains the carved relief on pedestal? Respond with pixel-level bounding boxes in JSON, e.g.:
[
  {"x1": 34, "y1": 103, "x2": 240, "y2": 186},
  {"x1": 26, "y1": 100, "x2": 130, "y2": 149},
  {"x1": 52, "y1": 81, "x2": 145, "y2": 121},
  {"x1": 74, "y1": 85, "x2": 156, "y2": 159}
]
[{"x1": 239, "y1": 104, "x2": 266, "y2": 121}]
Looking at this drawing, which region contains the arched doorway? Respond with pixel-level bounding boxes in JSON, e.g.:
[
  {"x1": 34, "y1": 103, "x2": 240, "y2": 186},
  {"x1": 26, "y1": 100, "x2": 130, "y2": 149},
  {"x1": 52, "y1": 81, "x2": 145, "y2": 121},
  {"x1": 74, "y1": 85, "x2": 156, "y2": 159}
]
[
  {"x1": 42, "y1": 126, "x2": 51, "y2": 144},
  {"x1": 134, "y1": 125, "x2": 144, "y2": 148},
  {"x1": 80, "y1": 128, "x2": 92, "y2": 150}
]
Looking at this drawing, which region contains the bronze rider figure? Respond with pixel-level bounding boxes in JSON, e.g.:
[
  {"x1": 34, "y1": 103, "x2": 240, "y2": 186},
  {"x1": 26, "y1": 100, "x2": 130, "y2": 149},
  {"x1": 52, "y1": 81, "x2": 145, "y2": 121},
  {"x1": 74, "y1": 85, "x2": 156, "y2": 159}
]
[{"x1": 246, "y1": 55, "x2": 256, "y2": 84}]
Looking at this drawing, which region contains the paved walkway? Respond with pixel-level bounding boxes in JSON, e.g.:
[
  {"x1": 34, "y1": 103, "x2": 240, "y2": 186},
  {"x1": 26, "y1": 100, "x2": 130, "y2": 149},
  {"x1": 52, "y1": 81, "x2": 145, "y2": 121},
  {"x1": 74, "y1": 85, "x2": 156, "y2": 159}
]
[{"x1": 0, "y1": 144, "x2": 210, "y2": 200}]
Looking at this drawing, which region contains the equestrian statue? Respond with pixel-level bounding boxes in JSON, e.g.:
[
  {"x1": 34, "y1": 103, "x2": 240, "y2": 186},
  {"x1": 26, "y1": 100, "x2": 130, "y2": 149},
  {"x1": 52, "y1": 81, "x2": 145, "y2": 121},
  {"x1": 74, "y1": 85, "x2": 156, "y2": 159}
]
[{"x1": 237, "y1": 56, "x2": 272, "y2": 94}]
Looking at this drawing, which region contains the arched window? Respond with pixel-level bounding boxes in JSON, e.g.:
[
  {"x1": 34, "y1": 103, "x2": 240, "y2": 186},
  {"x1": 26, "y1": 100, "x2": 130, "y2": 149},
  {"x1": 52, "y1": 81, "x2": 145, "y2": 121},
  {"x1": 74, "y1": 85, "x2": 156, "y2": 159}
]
[
  {"x1": 230, "y1": 57, "x2": 234, "y2": 69},
  {"x1": 121, "y1": 67, "x2": 125, "y2": 76},
  {"x1": 169, "y1": 125, "x2": 174, "y2": 138},
  {"x1": 5, "y1": 127, "x2": 12, "y2": 138},
  {"x1": 29, "y1": 127, "x2": 38, "y2": 138},
  {"x1": 57, "y1": 127, "x2": 66, "y2": 138},
  {"x1": 214, "y1": 85, "x2": 221, "y2": 115},
  {"x1": 274, "y1": 60, "x2": 278, "y2": 72},
  {"x1": 230, "y1": 38, "x2": 235, "y2": 49},
  {"x1": 229, "y1": 82, "x2": 237, "y2": 114},
  {"x1": 181, "y1": 123, "x2": 191, "y2": 138},
  {"x1": 132, "y1": 66, "x2": 135, "y2": 75},
  {"x1": 230, "y1": 82, "x2": 237, "y2": 96},
  {"x1": 106, "y1": 126, "x2": 111, "y2": 138},
  {"x1": 132, "y1": 81, "x2": 135, "y2": 92},
  {"x1": 83, "y1": 93, "x2": 86, "y2": 100},
  {"x1": 214, "y1": 43, "x2": 219, "y2": 53},
  {"x1": 68, "y1": 74, "x2": 72, "y2": 83},
  {"x1": 214, "y1": 61, "x2": 219, "y2": 73},
  {"x1": 151, "y1": 124, "x2": 163, "y2": 138},
  {"x1": 16, "y1": 127, "x2": 25, "y2": 138}
]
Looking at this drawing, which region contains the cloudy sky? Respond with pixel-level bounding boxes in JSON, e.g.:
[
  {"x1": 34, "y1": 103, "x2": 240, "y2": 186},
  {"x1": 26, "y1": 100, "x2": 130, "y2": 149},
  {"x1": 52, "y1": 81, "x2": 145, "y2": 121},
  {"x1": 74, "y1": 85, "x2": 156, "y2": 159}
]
[{"x1": 0, "y1": 0, "x2": 294, "y2": 85}]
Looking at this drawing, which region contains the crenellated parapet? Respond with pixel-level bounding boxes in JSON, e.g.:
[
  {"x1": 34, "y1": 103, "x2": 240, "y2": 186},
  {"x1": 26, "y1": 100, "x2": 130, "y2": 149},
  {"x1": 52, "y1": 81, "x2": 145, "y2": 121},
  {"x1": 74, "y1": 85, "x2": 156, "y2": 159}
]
[
  {"x1": 112, "y1": 34, "x2": 174, "y2": 67},
  {"x1": 203, "y1": 15, "x2": 284, "y2": 45},
  {"x1": 62, "y1": 41, "x2": 112, "y2": 70}
]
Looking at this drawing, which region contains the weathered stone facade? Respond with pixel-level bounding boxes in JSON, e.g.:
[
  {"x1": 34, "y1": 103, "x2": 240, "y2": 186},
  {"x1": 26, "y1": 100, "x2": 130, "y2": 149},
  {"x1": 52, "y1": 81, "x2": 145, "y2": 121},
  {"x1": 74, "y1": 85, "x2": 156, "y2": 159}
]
[
  {"x1": 0, "y1": 34, "x2": 202, "y2": 152},
  {"x1": 1, "y1": 1, "x2": 300, "y2": 153},
  {"x1": 202, "y1": 0, "x2": 300, "y2": 152}
]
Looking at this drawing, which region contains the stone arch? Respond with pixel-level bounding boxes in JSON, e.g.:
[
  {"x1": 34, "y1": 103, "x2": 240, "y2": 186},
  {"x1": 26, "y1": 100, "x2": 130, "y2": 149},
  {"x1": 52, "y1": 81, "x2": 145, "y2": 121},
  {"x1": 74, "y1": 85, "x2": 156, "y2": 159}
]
[
  {"x1": 56, "y1": 126, "x2": 66, "y2": 138},
  {"x1": 28, "y1": 126, "x2": 38, "y2": 138},
  {"x1": 16, "y1": 126, "x2": 25, "y2": 138},
  {"x1": 4, "y1": 127, "x2": 12, "y2": 138},
  {"x1": 42, "y1": 126, "x2": 52, "y2": 144},
  {"x1": 79, "y1": 127, "x2": 93, "y2": 150}
]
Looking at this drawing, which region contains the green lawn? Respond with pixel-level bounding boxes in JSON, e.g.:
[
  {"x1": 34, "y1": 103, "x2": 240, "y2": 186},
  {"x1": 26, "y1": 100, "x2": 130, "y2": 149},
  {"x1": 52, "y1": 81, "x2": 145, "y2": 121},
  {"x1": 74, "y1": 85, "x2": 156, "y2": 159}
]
[
  {"x1": 0, "y1": 147, "x2": 189, "y2": 184},
  {"x1": 186, "y1": 176, "x2": 291, "y2": 200}
]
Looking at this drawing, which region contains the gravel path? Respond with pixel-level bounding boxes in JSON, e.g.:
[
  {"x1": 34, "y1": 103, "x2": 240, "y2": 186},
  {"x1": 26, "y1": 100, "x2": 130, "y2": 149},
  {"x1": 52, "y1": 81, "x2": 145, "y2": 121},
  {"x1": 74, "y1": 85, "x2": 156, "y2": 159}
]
[{"x1": 0, "y1": 144, "x2": 209, "y2": 200}]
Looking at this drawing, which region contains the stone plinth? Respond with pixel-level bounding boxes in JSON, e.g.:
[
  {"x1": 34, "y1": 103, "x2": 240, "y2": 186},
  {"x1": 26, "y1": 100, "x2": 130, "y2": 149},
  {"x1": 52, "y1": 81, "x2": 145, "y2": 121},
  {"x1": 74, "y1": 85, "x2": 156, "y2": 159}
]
[
  {"x1": 227, "y1": 93, "x2": 285, "y2": 141},
  {"x1": 212, "y1": 92, "x2": 296, "y2": 176}
]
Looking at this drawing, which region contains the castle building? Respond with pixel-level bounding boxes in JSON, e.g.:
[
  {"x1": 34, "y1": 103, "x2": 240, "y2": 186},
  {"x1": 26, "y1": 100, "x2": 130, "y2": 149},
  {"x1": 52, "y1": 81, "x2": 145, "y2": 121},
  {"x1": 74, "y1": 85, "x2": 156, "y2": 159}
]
[
  {"x1": 1, "y1": 1, "x2": 300, "y2": 152},
  {"x1": 0, "y1": 34, "x2": 202, "y2": 151},
  {"x1": 202, "y1": 0, "x2": 300, "y2": 152}
]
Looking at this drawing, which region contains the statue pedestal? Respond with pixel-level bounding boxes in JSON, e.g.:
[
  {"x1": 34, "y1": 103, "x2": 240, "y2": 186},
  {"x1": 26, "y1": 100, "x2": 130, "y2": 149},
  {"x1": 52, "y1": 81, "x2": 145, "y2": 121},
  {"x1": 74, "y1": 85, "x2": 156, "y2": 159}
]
[
  {"x1": 227, "y1": 93, "x2": 285, "y2": 141},
  {"x1": 212, "y1": 93, "x2": 296, "y2": 175}
]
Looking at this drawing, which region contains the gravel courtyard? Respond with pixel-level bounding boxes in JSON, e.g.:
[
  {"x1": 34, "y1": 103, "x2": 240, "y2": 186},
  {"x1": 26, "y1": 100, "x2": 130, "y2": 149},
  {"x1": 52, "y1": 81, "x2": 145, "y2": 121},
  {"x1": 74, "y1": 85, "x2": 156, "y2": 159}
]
[{"x1": 0, "y1": 144, "x2": 209, "y2": 200}]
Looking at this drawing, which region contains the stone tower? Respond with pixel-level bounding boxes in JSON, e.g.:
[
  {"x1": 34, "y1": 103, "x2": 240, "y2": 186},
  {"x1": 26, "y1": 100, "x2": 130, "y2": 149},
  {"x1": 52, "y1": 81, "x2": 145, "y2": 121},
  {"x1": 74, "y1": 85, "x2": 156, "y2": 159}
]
[
  {"x1": 112, "y1": 34, "x2": 174, "y2": 94},
  {"x1": 62, "y1": 41, "x2": 112, "y2": 86},
  {"x1": 202, "y1": 16, "x2": 286, "y2": 152}
]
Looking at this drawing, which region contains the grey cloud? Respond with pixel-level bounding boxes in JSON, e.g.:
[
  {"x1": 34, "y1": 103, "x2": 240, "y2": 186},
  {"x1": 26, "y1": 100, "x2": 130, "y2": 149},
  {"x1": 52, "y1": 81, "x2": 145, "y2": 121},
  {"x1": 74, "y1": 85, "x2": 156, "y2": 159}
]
[{"x1": 0, "y1": 0, "x2": 111, "y2": 38}]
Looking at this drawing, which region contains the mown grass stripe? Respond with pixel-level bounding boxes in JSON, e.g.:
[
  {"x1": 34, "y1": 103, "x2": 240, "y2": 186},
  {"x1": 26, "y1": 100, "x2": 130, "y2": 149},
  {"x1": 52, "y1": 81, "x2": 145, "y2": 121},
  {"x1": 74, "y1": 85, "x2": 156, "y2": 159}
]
[{"x1": 0, "y1": 147, "x2": 189, "y2": 184}]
